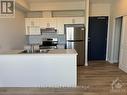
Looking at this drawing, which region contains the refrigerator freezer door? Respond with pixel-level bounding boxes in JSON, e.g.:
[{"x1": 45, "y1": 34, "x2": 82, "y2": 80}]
[
  {"x1": 74, "y1": 27, "x2": 85, "y2": 40},
  {"x1": 66, "y1": 27, "x2": 74, "y2": 41},
  {"x1": 67, "y1": 41, "x2": 85, "y2": 66},
  {"x1": 66, "y1": 27, "x2": 85, "y2": 41}
]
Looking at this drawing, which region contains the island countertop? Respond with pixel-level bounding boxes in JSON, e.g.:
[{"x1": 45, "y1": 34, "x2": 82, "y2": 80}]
[{"x1": 0, "y1": 49, "x2": 78, "y2": 55}]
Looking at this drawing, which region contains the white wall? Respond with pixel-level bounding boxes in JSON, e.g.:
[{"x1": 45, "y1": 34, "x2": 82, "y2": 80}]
[
  {"x1": 30, "y1": 1, "x2": 85, "y2": 11},
  {"x1": 108, "y1": 0, "x2": 127, "y2": 63},
  {"x1": 112, "y1": 0, "x2": 127, "y2": 17},
  {"x1": 16, "y1": 0, "x2": 29, "y2": 10},
  {"x1": 0, "y1": 9, "x2": 25, "y2": 51},
  {"x1": 90, "y1": 3, "x2": 110, "y2": 16},
  {"x1": 119, "y1": 16, "x2": 127, "y2": 73}
]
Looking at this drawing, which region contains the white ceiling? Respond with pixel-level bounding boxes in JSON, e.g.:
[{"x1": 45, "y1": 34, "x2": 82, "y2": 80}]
[
  {"x1": 27, "y1": 0, "x2": 84, "y2": 3},
  {"x1": 90, "y1": 0, "x2": 116, "y2": 4},
  {"x1": 27, "y1": 0, "x2": 115, "y2": 3}
]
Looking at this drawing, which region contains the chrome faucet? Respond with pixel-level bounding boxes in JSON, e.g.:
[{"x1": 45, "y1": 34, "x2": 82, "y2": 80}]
[{"x1": 31, "y1": 45, "x2": 34, "y2": 53}]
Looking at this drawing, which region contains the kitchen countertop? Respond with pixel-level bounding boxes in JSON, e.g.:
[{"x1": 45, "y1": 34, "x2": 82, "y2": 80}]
[{"x1": 0, "y1": 49, "x2": 78, "y2": 55}]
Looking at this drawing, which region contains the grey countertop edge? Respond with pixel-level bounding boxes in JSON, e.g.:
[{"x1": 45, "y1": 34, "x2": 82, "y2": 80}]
[{"x1": 0, "y1": 49, "x2": 78, "y2": 55}]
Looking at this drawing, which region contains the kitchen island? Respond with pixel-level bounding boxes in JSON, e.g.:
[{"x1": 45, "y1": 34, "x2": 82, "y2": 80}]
[{"x1": 0, "y1": 49, "x2": 77, "y2": 87}]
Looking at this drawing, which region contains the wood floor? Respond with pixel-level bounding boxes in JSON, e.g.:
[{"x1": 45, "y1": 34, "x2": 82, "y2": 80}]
[{"x1": 0, "y1": 61, "x2": 127, "y2": 95}]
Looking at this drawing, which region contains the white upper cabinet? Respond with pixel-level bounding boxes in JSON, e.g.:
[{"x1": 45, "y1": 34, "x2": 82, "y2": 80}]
[
  {"x1": 73, "y1": 17, "x2": 85, "y2": 24},
  {"x1": 25, "y1": 18, "x2": 40, "y2": 35},
  {"x1": 25, "y1": 18, "x2": 30, "y2": 26},
  {"x1": 40, "y1": 18, "x2": 57, "y2": 29},
  {"x1": 25, "y1": 17, "x2": 84, "y2": 35},
  {"x1": 56, "y1": 17, "x2": 84, "y2": 34},
  {"x1": 56, "y1": 18, "x2": 65, "y2": 34},
  {"x1": 25, "y1": 18, "x2": 40, "y2": 27},
  {"x1": 28, "y1": 26, "x2": 40, "y2": 35},
  {"x1": 63, "y1": 17, "x2": 73, "y2": 24},
  {"x1": 62, "y1": 17, "x2": 84, "y2": 24}
]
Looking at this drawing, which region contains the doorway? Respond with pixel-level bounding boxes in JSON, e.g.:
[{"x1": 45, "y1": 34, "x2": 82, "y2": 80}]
[{"x1": 88, "y1": 16, "x2": 108, "y2": 61}]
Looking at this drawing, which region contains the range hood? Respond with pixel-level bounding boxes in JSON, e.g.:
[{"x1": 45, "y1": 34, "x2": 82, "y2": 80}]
[{"x1": 40, "y1": 28, "x2": 57, "y2": 34}]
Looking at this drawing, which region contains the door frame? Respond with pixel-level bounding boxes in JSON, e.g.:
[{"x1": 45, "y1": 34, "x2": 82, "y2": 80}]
[
  {"x1": 88, "y1": 16, "x2": 110, "y2": 61},
  {"x1": 109, "y1": 16, "x2": 123, "y2": 64},
  {"x1": 112, "y1": 17, "x2": 123, "y2": 63}
]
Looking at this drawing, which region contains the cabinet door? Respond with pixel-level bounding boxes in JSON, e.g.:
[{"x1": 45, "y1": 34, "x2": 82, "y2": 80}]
[
  {"x1": 56, "y1": 17, "x2": 74, "y2": 34},
  {"x1": 25, "y1": 18, "x2": 40, "y2": 35},
  {"x1": 49, "y1": 18, "x2": 57, "y2": 28},
  {"x1": 29, "y1": 26, "x2": 40, "y2": 35},
  {"x1": 29, "y1": 18, "x2": 40, "y2": 26},
  {"x1": 62, "y1": 17, "x2": 85, "y2": 24},
  {"x1": 73, "y1": 17, "x2": 85, "y2": 24},
  {"x1": 25, "y1": 18, "x2": 30, "y2": 35},
  {"x1": 40, "y1": 18, "x2": 57, "y2": 28},
  {"x1": 56, "y1": 17, "x2": 85, "y2": 34},
  {"x1": 56, "y1": 18, "x2": 65, "y2": 34},
  {"x1": 35, "y1": 18, "x2": 40, "y2": 26},
  {"x1": 25, "y1": 18, "x2": 31, "y2": 26},
  {"x1": 63, "y1": 18, "x2": 73, "y2": 24},
  {"x1": 119, "y1": 16, "x2": 127, "y2": 72},
  {"x1": 40, "y1": 18, "x2": 46, "y2": 28}
]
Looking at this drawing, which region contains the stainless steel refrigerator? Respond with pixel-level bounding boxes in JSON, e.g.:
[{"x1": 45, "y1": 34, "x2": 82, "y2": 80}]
[{"x1": 65, "y1": 24, "x2": 85, "y2": 66}]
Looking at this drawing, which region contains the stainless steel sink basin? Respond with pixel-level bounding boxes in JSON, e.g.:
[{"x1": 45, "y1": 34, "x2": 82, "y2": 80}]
[{"x1": 20, "y1": 49, "x2": 49, "y2": 54}]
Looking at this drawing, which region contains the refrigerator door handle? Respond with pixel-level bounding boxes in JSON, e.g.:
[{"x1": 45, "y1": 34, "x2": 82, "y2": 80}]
[{"x1": 67, "y1": 40, "x2": 84, "y2": 42}]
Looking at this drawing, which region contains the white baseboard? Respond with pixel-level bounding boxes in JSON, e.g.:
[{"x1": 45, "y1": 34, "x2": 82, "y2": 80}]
[
  {"x1": 107, "y1": 59, "x2": 118, "y2": 64},
  {"x1": 119, "y1": 64, "x2": 127, "y2": 73},
  {"x1": 107, "y1": 60, "x2": 114, "y2": 64}
]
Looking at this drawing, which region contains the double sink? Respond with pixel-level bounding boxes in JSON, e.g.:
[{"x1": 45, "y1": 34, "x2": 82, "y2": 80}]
[{"x1": 20, "y1": 49, "x2": 50, "y2": 54}]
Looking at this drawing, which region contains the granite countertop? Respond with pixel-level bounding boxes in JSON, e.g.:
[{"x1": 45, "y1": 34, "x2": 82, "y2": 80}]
[
  {"x1": 47, "y1": 49, "x2": 77, "y2": 55},
  {"x1": 0, "y1": 50, "x2": 23, "y2": 54},
  {"x1": 0, "y1": 49, "x2": 78, "y2": 55}
]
